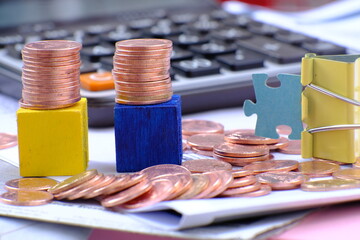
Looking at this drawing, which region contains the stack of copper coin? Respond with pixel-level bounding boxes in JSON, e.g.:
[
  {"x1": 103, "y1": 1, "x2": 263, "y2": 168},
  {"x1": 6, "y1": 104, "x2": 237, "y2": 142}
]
[
  {"x1": 112, "y1": 39, "x2": 173, "y2": 105},
  {"x1": 20, "y1": 40, "x2": 82, "y2": 109}
]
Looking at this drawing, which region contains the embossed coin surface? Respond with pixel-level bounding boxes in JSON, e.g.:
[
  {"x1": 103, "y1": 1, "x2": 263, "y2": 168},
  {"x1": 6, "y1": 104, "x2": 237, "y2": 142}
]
[
  {"x1": 214, "y1": 142, "x2": 269, "y2": 158},
  {"x1": 0, "y1": 190, "x2": 53, "y2": 206},
  {"x1": 120, "y1": 178, "x2": 173, "y2": 209},
  {"x1": 176, "y1": 174, "x2": 210, "y2": 200},
  {"x1": 301, "y1": 179, "x2": 360, "y2": 191},
  {"x1": 278, "y1": 140, "x2": 301, "y2": 154},
  {"x1": 187, "y1": 133, "x2": 225, "y2": 151},
  {"x1": 182, "y1": 159, "x2": 232, "y2": 173},
  {"x1": 243, "y1": 160, "x2": 299, "y2": 174},
  {"x1": 225, "y1": 129, "x2": 279, "y2": 145},
  {"x1": 5, "y1": 178, "x2": 58, "y2": 191},
  {"x1": 48, "y1": 169, "x2": 98, "y2": 194},
  {"x1": 333, "y1": 168, "x2": 360, "y2": 180},
  {"x1": 299, "y1": 160, "x2": 340, "y2": 178},
  {"x1": 0, "y1": 133, "x2": 18, "y2": 150},
  {"x1": 182, "y1": 119, "x2": 224, "y2": 136},
  {"x1": 256, "y1": 172, "x2": 306, "y2": 190}
]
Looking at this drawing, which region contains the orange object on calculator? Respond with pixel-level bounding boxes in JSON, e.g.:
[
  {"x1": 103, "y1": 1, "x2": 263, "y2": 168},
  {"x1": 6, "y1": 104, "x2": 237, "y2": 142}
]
[{"x1": 80, "y1": 72, "x2": 115, "y2": 91}]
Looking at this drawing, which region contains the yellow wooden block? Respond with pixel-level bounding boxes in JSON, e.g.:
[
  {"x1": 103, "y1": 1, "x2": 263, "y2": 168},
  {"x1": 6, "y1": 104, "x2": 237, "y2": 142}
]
[{"x1": 17, "y1": 98, "x2": 89, "y2": 176}]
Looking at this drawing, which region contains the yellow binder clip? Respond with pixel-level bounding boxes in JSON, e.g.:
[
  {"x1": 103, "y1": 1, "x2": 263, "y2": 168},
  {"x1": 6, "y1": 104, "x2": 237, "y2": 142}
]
[{"x1": 301, "y1": 53, "x2": 360, "y2": 163}]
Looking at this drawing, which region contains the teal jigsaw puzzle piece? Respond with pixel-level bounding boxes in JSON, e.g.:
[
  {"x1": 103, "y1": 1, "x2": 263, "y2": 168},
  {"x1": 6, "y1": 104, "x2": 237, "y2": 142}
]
[{"x1": 244, "y1": 73, "x2": 302, "y2": 140}]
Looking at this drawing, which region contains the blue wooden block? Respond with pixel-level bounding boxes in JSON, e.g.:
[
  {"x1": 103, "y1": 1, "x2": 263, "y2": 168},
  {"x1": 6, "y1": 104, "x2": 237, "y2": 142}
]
[{"x1": 114, "y1": 95, "x2": 182, "y2": 172}]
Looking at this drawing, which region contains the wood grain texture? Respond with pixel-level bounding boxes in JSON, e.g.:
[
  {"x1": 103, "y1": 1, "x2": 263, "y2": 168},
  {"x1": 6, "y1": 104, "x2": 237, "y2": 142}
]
[
  {"x1": 114, "y1": 95, "x2": 182, "y2": 172},
  {"x1": 17, "y1": 98, "x2": 89, "y2": 176}
]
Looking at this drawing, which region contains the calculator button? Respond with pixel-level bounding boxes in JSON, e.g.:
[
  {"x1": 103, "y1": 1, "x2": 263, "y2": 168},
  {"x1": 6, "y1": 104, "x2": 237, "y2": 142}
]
[
  {"x1": 169, "y1": 33, "x2": 209, "y2": 47},
  {"x1": 80, "y1": 62, "x2": 98, "y2": 74},
  {"x1": 211, "y1": 28, "x2": 252, "y2": 42},
  {"x1": 189, "y1": 15, "x2": 221, "y2": 34},
  {"x1": 210, "y1": 10, "x2": 232, "y2": 20},
  {"x1": 189, "y1": 42, "x2": 237, "y2": 58},
  {"x1": 170, "y1": 13, "x2": 197, "y2": 25},
  {"x1": 224, "y1": 15, "x2": 252, "y2": 28},
  {"x1": 18, "y1": 22, "x2": 55, "y2": 34},
  {"x1": 172, "y1": 58, "x2": 220, "y2": 78},
  {"x1": 6, "y1": 43, "x2": 24, "y2": 59},
  {"x1": 81, "y1": 44, "x2": 115, "y2": 63},
  {"x1": 0, "y1": 35, "x2": 24, "y2": 48},
  {"x1": 128, "y1": 18, "x2": 156, "y2": 30},
  {"x1": 100, "y1": 56, "x2": 113, "y2": 71},
  {"x1": 100, "y1": 30, "x2": 141, "y2": 44},
  {"x1": 42, "y1": 29, "x2": 72, "y2": 40},
  {"x1": 216, "y1": 50, "x2": 264, "y2": 71},
  {"x1": 237, "y1": 36, "x2": 307, "y2": 64},
  {"x1": 80, "y1": 72, "x2": 115, "y2": 91},
  {"x1": 146, "y1": 24, "x2": 182, "y2": 38},
  {"x1": 301, "y1": 41, "x2": 347, "y2": 55},
  {"x1": 86, "y1": 24, "x2": 115, "y2": 36},
  {"x1": 171, "y1": 48, "x2": 194, "y2": 62},
  {"x1": 247, "y1": 22, "x2": 282, "y2": 36},
  {"x1": 274, "y1": 31, "x2": 317, "y2": 46}
]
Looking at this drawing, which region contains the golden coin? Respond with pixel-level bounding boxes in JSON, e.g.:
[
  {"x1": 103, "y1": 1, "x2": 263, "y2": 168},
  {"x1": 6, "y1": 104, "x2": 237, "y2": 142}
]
[
  {"x1": 301, "y1": 179, "x2": 360, "y2": 191},
  {"x1": 225, "y1": 129, "x2": 279, "y2": 145},
  {"x1": 213, "y1": 153, "x2": 270, "y2": 166},
  {"x1": 230, "y1": 185, "x2": 272, "y2": 198},
  {"x1": 213, "y1": 142, "x2": 269, "y2": 158},
  {"x1": 182, "y1": 119, "x2": 224, "y2": 136},
  {"x1": 219, "y1": 182, "x2": 261, "y2": 197},
  {"x1": 299, "y1": 160, "x2": 340, "y2": 178},
  {"x1": 267, "y1": 137, "x2": 289, "y2": 150},
  {"x1": 119, "y1": 178, "x2": 173, "y2": 209},
  {"x1": 101, "y1": 179, "x2": 152, "y2": 208},
  {"x1": 0, "y1": 190, "x2": 53, "y2": 206},
  {"x1": 186, "y1": 133, "x2": 225, "y2": 151},
  {"x1": 48, "y1": 169, "x2": 98, "y2": 194},
  {"x1": 278, "y1": 140, "x2": 301, "y2": 154},
  {"x1": 100, "y1": 173, "x2": 145, "y2": 196},
  {"x1": 191, "y1": 171, "x2": 222, "y2": 199},
  {"x1": 231, "y1": 169, "x2": 254, "y2": 178},
  {"x1": 228, "y1": 175, "x2": 257, "y2": 188},
  {"x1": 0, "y1": 133, "x2": 17, "y2": 150},
  {"x1": 256, "y1": 172, "x2": 307, "y2": 190},
  {"x1": 199, "y1": 170, "x2": 233, "y2": 199},
  {"x1": 333, "y1": 168, "x2": 360, "y2": 180},
  {"x1": 182, "y1": 159, "x2": 232, "y2": 173},
  {"x1": 176, "y1": 174, "x2": 210, "y2": 200},
  {"x1": 5, "y1": 178, "x2": 58, "y2": 191},
  {"x1": 243, "y1": 160, "x2": 299, "y2": 174},
  {"x1": 312, "y1": 158, "x2": 348, "y2": 165}
]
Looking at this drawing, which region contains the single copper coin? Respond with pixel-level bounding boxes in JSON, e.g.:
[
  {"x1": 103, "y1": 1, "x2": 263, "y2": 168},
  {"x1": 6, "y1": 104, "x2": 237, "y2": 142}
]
[
  {"x1": 5, "y1": 178, "x2": 58, "y2": 191},
  {"x1": 213, "y1": 153, "x2": 270, "y2": 167},
  {"x1": 116, "y1": 39, "x2": 172, "y2": 51},
  {"x1": 278, "y1": 140, "x2": 301, "y2": 155},
  {"x1": 243, "y1": 160, "x2": 299, "y2": 174},
  {"x1": 101, "y1": 173, "x2": 145, "y2": 196},
  {"x1": 256, "y1": 172, "x2": 307, "y2": 190},
  {"x1": 190, "y1": 148, "x2": 213, "y2": 157},
  {"x1": 267, "y1": 137, "x2": 289, "y2": 150},
  {"x1": 0, "y1": 133, "x2": 17, "y2": 149},
  {"x1": 225, "y1": 129, "x2": 279, "y2": 145},
  {"x1": 155, "y1": 173, "x2": 193, "y2": 200},
  {"x1": 176, "y1": 174, "x2": 210, "y2": 200},
  {"x1": 230, "y1": 185, "x2": 272, "y2": 198},
  {"x1": 101, "y1": 179, "x2": 152, "y2": 208},
  {"x1": 333, "y1": 168, "x2": 360, "y2": 180},
  {"x1": 213, "y1": 142, "x2": 269, "y2": 158},
  {"x1": 191, "y1": 171, "x2": 222, "y2": 199},
  {"x1": 231, "y1": 169, "x2": 254, "y2": 178},
  {"x1": 220, "y1": 182, "x2": 262, "y2": 197},
  {"x1": 23, "y1": 40, "x2": 82, "y2": 56},
  {"x1": 186, "y1": 133, "x2": 225, "y2": 151},
  {"x1": 48, "y1": 169, "x2": 98, "y2": 194},
  {"x1": 299, "y1": 160, "x2": 340, "y2": 178},
  {"x1": 276, "y1": 125, "x2": 292, "y2": 136},
  {"x1": 312, "y1": 158, "x2": 348, "y2": 165},
  {"x1": 182, "y1": 159, "x2": 232, "y2": 173},
  {"x1": 119, "y1": 178, "x2": 173, "y2": 209},
  {"x1": 0, "y1": 190, "x2": 53, "y2": 206},
  {"x1": 182, "y1": 119, "x2": 224, "y2": 136},
  {"x1": 301, "y1": 179, "x2": 360, "y2": 192},
  {"x1": 228, "y1": 175, "x2": 257, "y2": 188}
]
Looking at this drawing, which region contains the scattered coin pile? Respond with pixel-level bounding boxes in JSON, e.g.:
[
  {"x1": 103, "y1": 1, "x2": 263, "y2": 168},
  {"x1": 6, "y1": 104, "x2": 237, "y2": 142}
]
[
  {"x1": 20, "y1": 40, "x2": 82, "y2": 109},
  {"x1": 0, "y1": 133, "x2": 17, "y2": 150},
  {"x1": 112, "y1": 39, "x2": 173, "y2": 105}
]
